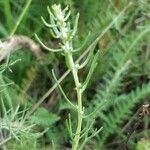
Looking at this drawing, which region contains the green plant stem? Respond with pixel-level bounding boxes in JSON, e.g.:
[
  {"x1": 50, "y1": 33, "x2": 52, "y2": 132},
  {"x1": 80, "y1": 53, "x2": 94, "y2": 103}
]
[
  {"x1": 10, "y1": 0, "x2": 32, "y2": 36},
  {"x1": 3, "y1": 0, "x2": 14, "y2": 32},
  {"x1": 67, "y1": 53, "x2": 83, "y2": 150},
  {"x1": 72, "y1": 89, "x2": 82, "y2": 150}
]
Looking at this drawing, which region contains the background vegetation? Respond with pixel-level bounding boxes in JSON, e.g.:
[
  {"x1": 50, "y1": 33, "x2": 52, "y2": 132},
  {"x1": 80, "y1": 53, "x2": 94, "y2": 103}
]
[{"x1": 0, "y1": 0, "x2": 149, "y2": 149}]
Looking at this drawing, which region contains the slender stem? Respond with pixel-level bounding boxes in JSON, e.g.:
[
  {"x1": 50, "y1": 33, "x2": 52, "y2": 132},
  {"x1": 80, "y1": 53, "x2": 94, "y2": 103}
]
[
  {"x1": 72, "y1": 89, "x2": 82, "y2": 150},
  {"x1": 10, "y1": 0, "x2": 32, "y2": 36},
  {"x1": 67, "y1": 53, "x2": 83, "y2": 150},
  {"x1": 3, "y1": 0, "x2": 14, "y2": 32}
]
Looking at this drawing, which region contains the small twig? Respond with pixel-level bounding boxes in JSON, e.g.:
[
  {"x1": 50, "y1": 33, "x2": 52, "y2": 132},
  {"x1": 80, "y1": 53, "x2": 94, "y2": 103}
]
[{"x1": 0, "y1": 35, "x2": 43, "y2": 62}]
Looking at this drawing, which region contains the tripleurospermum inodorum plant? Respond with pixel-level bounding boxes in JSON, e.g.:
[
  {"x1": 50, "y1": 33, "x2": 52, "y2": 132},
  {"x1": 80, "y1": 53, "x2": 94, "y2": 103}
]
[
  {"x1": 35, "y1": 4, "x2": 99, "y2": 150},
  {"x1": 1, "y1": 1, "x2": 149, "y2": 149}
]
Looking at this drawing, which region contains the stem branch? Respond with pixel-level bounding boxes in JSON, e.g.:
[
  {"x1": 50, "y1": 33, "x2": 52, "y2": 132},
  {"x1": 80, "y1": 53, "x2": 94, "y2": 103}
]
[{"x1": 67, "y1": 53, "x2": 83, "y2": 150}]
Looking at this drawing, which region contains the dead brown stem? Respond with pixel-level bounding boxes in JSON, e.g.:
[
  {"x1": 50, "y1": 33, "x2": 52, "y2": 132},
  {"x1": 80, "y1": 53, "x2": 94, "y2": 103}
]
[{"x1": 0, "y1": 35, "x2": 43, "y2": 61}]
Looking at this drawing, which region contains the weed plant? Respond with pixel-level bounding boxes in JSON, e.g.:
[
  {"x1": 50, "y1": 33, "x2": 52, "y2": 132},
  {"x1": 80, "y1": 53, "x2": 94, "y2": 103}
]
[{"x1": 0, "y1": 0, "x2": 150, "y2": 150}]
